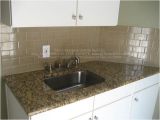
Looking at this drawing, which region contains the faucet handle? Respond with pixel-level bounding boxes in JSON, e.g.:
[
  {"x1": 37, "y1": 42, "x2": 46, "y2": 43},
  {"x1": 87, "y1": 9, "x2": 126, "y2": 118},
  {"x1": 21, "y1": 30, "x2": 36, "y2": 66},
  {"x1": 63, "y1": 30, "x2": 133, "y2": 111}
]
[
  {"x1": 49, "y1": 63, "x2": 52, "y2": 72},
  {"x1": 75, "y1": 56, "x2": 80, "y2": 64},
  {"x1": 65, "y1": 56, "x2": 80, "y2": 69},
  {"x1": 44, "y1": 62, "x2": 53, "y2": 73}
]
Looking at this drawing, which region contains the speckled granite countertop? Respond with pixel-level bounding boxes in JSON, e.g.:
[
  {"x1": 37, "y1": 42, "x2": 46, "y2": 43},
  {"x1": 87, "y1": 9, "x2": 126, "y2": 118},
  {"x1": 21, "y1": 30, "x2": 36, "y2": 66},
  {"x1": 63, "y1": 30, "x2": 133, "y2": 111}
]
[{"x1": 4, "y1": 61, "x2": 159, "y2": 116}]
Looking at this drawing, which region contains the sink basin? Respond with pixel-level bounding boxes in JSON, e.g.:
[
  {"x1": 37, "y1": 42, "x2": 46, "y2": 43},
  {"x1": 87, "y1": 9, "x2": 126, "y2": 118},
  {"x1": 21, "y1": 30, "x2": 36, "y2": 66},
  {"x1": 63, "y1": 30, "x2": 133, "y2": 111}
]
[{"x1": 44, "y1": 70, "x2": 105, "y2": 92}]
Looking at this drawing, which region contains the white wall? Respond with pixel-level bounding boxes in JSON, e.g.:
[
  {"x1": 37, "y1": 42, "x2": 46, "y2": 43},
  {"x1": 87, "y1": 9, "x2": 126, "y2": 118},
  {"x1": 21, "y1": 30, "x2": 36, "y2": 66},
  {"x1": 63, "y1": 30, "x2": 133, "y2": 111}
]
[{"x1": 118, "y1": 1, "x2": 159, "y2": 28}]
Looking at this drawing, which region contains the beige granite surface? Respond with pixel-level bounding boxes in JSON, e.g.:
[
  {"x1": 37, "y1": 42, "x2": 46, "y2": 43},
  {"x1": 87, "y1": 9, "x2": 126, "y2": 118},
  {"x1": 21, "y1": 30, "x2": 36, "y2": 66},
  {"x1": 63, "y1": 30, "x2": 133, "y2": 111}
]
[{"x1": 4, "y1": 61, "x2": 159, "y2": 116}]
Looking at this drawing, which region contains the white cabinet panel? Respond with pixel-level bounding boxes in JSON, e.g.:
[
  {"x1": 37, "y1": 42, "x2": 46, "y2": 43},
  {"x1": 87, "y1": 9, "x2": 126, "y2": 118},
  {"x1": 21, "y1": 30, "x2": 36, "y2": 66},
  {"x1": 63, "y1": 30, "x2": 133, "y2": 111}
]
[
  {"x1": 31, "y1": 96, "x2": 94, "y2": 120},
  {"x1": 134, "y1": 73, "x2": 159, "y2": 92},
  {"x1": 130, "y1": 84, "x2": 159, "y2": 119},
  {"x1": 71, "y1": 112, "x2": 92, "y2": 120},
  {"x1": 94, "y1": 82, "x2": 135, "y2": 109},
  {"x1": 11, "y1": 0, "x2": 77, "y2": 27},
  {"x1": 77, "y1": 0, "x2": 120, "y2": 26},
  {"x1": 5, "y1": 85, "x2": 28, "y2": 119},
  {"x1": 94, "y1": 96, "x2": 132, "y2": 120},
  {"x1": 2, "y1": 0, "x2": 120, "y2": 27}
]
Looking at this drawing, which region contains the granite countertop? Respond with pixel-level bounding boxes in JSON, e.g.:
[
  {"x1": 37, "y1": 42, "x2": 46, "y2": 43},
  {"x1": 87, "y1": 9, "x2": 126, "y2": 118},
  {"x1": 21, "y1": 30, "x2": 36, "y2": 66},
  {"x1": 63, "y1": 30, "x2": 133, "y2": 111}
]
[{"x1": 4, "y1": 61, "x2": 159, "y2": 116}]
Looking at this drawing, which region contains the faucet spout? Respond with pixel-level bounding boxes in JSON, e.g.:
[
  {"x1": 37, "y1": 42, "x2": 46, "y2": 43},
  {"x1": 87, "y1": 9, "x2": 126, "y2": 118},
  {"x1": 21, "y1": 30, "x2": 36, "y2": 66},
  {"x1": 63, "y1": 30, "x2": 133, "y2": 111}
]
[
  {"x1": 75, "y1": 56, "x2": 80, "y2": 65},
  {"x1": 66, "y1": 56, "x2": 80, "y2": 69}
]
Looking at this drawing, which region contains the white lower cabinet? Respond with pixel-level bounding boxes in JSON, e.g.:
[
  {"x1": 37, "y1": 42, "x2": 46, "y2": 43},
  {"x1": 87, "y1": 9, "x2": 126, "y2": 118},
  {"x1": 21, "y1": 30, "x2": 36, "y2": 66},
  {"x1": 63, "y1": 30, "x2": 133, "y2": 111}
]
[
  {"x1": 130, "y1": 84, "x2": 159, "y2": 119},
  {"x1": 72, "y1": 82, "x2": 159, "y2": 120},
  {"x1": 93, "y1": 96, "x2": 132, "y2": 120}
]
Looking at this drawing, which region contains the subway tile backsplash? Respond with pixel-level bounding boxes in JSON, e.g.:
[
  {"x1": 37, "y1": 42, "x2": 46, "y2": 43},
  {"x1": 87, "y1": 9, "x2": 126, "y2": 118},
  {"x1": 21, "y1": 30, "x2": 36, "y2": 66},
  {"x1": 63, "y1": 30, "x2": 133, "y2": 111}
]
[{"x1": 0, "y1": 24, "x2": 159, "y2": 75}]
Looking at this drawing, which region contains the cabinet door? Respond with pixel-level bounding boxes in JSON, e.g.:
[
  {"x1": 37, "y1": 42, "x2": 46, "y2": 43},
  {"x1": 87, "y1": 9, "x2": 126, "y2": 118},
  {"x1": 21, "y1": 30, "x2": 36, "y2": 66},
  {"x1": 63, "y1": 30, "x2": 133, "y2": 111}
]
[
  {"x1": 94, "y1": 82, "x2": 135, "y2": 109},
  {"x1": 77, "y1": 0, "x2": 120, "y2": 26},
  {"x1": 93, "y1": 96, "x2": 132, "y2": 120},
  {"x1": 130, "y1": 84, "x2": 159, "y2": 119},
  {"x1": 11, "y1": 0, "x2": 77, "y2": 27},
  {"x1": 71, "y1": 112, "x2": 92, "y2": 120}
]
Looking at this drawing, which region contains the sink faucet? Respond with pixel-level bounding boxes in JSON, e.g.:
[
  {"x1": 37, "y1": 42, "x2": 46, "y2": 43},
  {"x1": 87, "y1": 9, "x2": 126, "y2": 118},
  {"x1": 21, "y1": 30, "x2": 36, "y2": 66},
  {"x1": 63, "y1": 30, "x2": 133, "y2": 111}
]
[
  {"x1": 67, "y1": 56, "x2": 80, "y2": 68},
  {"x1": 44, "y1": 63, "x2": 53, "y2": 73}
]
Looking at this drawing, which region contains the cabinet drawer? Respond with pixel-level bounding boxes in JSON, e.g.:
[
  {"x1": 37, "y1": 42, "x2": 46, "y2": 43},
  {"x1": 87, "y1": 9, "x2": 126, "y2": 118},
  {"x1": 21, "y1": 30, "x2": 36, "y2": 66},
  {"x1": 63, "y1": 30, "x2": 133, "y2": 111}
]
[
  {"x1": 134, "y1": 73, "x2": 159, "y2": 92},
  {"x1": 94, "y1": 82, "x2": 135, "y2": 109},
  {"x1": 31, "y1": 96, "x2": 94, "y2": 120}
]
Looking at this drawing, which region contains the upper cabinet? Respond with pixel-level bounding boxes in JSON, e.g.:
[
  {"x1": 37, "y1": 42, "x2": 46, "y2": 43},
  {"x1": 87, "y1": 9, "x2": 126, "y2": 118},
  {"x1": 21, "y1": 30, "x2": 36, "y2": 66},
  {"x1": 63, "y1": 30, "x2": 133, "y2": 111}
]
[
  {"x1": 2, "y1": 0, "x2": 77, "y2": 27},
  {"x1": 1, "y1": 0, "x2": 120, "y2": 27},
  {"x1": 77, "y1": 0, "x2": 120, "y2": 26},
  {"x1": 11, "y1": 0, "x2": 77, "y2": 27}
]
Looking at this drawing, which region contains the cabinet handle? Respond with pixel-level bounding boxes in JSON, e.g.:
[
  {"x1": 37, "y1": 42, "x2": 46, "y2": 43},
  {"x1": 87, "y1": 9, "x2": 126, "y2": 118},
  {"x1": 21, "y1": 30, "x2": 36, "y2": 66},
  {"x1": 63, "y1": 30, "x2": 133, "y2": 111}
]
[
  {"x1": 94, "y1": 116, "x2": 98, "y2": 120},
  {"x1": 79, "y1": 14, "x2": 83, "y2": 20},
  {"x1": 72, "y1": 14, "x2": 76, "y2": 20},
  {"x1": 134, "y1": 98, "x2": 139, "y2": 102}
]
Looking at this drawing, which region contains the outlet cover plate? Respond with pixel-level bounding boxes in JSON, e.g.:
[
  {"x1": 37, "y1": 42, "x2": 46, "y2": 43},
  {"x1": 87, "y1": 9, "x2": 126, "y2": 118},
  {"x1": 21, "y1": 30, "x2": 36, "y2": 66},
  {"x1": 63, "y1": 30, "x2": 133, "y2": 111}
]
[{"x1": 42, "y1": 45, "x2": 50, "y2": 58}]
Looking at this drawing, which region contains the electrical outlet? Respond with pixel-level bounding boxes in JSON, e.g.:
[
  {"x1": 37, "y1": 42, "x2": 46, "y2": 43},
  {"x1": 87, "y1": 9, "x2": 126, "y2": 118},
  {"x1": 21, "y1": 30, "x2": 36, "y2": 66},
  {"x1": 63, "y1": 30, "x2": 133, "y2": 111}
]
[{"x1": 42, "y1": 45, "x2": 50, "y2": 58}]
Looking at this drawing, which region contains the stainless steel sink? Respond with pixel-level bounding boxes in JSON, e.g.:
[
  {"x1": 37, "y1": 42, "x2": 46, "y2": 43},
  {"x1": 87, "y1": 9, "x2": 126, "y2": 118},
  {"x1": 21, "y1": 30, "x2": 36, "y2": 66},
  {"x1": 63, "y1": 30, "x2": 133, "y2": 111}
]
[{"x1": 44, "y1": 70, "x2": 105, "y2": 92}]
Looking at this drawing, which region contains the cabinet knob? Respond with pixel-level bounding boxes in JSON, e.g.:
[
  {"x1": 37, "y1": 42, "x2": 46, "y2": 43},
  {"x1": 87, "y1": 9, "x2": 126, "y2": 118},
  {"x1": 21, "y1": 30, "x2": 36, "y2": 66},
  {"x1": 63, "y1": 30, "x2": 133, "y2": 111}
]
[
  {"x1": 94, "y1": 116, "x2": 98, "y2": 120},
  {"x1": 89, "y1": 118, "x2": 92, "y2": 120},
  {"x1": 134, "y1": 97, "x2": 139, "y2": 102},
  {"x1": 72, "y1": 14, "x2": 76, "y2": 20},
  {"x1": 79, "y1": 14, "x2": 83, "y2": 20}
]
